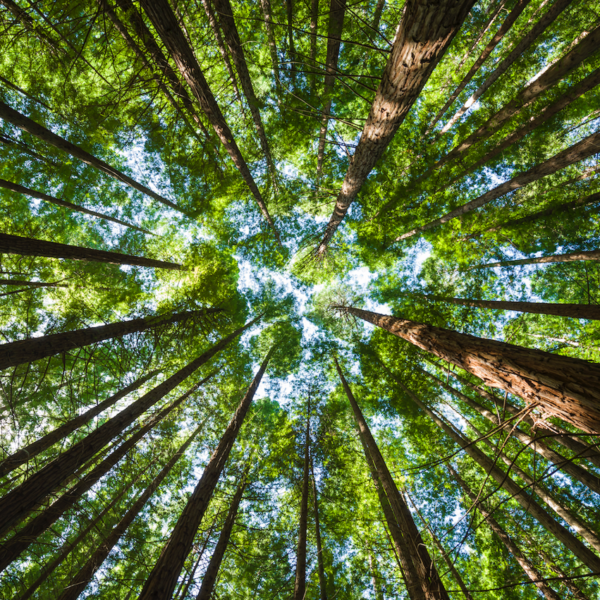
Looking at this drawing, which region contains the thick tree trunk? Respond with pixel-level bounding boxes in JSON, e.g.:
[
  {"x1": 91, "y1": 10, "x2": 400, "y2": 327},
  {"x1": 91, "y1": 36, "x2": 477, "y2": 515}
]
[
  {"x1": 315, "y1": 0, "x2": 476, "y2": 253},
  {"x1": 448, "y1": 465, "x2": 563, "y2": 600},
  {"x1": 0, "y1": 100, "x2": 183, "y2": 213},
  {"x1": 174, "y1": 522, "x2": 216, "y2": 600},
  {"x1": 418, "y1": 292, "x2": 600, "y2": 320},
  {"x1": 293, "y1": 403, "x2": 311, "y2": 600},
  {"x1": 259, "y1": 0, "x2": 281, "y2": 90},
  {"x1": 195, "y1": 474, "x2": 247, "y2": 600},
  {"x1": 339, "y1": 305, "x2": 600, "y2": 434},
  {"x1": 395, "y1": 130, "x2": 600, "y2": 241},
  {"x1": 316, "y1": 0, "x2": 347, "y2": 183},
  {"x1": 0, "y1": 279, "x2": 66, "y2": 288},
  {"x1": 336, "y1": 358, "x2": 448, "y2": 600},
  {"x1": 311, "y1": 453, "x2": 328, "y2": 600},
  {"x1": 0, "y1": 381, "x2": 201, "y2": 573},
  {"x1": 0, "y1": 232, "x2": 183, "y2": 271},
  {"x1": 57, "y1": 422, "x2": 205, "y2": 600},
  {"x1": 0, "y1": 178, "x2": 151, "y2": 234},
  {"x1": 139, "y1": 0, "x2": 280, "y2": 244},
  {"x1": 0, "y1": 317, "x2": 257, "y2": 535},
  {"x1": 0, "y1": 370, "x2": 159, "y2": 476},
  {"x1": 138, "y1": 347, "x2": 275, "y2": 600},
  {"x1": 473, "y1": 248, "x2": 600, "y2": 269},
  {"x1": 396, "y1": 380, "x2": 600, "y2": 572},
  {"x1": 0, "y1": 309, "x2": 216, "y2": 370}
]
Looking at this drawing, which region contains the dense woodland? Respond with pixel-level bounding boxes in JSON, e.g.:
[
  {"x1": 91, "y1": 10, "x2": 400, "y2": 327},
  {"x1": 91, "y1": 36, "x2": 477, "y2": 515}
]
[{"x1": 0, "y1": 0, "x2": 599, "y2": 597}]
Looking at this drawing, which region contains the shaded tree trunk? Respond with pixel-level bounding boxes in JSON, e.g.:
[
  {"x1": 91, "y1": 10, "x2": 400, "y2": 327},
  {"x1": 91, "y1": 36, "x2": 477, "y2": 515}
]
[
  {"x1": 0, "y1": 370, "x2": 159, "y2": 476},
  {"x1": 195, "y1": 473, "x2": 247, "y2": 600},
  {"x1": 0, "y1": 232, "x2": 183, "y2": 271},
  {"x1": 311, "y1": 452, "x2": 327, "y2": 600},
  {"x1": 448, "y1": 465, "x2": 563, "y2": 600},
  {"x1": 57, "y1": 421, "x2": 206, "y2": 600},
  {"x1": 316, "y1": 0, "x2": 476, "y2": 253},
  {"x1": 285, "y1": 0, "x2": 296, "y2": 79},
  {"x1": 260, "y1": 0, "x2": 281, "y2": 91},
  {"x1": 371, "y1": 0, "x2": 385, "y2": 30},
  {"x1": 0, "y1": 317, "x2": 258, "y2": 535},
  {"x1": 138, "y1": 346, "x2": 275, "y2": 599},
  {"x1": 537, "y1": 547, "x2": 591, "y2": 600},
  {"x1": 472, "y1": 248, "x2": 600, "y2": 269},
  {"x1": 338, "y1": 305, "x2": 600, "y2": 434},
  {"x1": 139, "y1": 0, "x2": 280, "y2": 244},
  {"x1": 310, "y1": 0, "x2": 319, "y2": 93},
  {"x1": 0, "y1": 100, "x2": 184, "y2": 213}
]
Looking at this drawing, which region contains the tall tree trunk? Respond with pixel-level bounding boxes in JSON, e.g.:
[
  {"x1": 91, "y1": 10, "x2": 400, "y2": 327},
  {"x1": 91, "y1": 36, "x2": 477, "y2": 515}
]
[
  {"x1": 337, "y1": 305, "x2": 600, "y2": 434},
  {"x1": 0, "y1": 309, "x2": 217, "y2": 370},
  {"x1": 195, "y1": 473, "x2": 247, "y2": 600},
  {"x1": 371, "y1": 0, "x2": 385, "y2": 30},
  {"x1": 0, "y1": 381, "x2": 202, "y2": 573},
  {"x1": 448, "y1": 465, "x2": 563, "y2": 600},
  {"x1": 285, "y1": 0, "x2": 296, "y2": 80},
  {"x1": 310, "y1": 0, "x2": 320, "y2": 93},
  {"x1": 0, "y1": 232, "x2": 183, "y2": 271},
  {"x1": 294, "y1": 400, "x2": 311, "y2": 600},
  {"x1": 472, "y1": 248, "x2": 600, "y2": 269},
  {"x1": 395, "y1": 379, "x2": 600, "y2": 572},
  {"x1": 0, "y1": 100, "x2": 184, "y2": 213},
  {"x1": 57, "y1": 421, "x2": 206, "y2": 600},
  {"x1": 259, "y1": 0, "x2": 281, "y2": 91},
  {"x1": 310, "y1": 453, "x2": 327, "y2": 600},
  {"x1": 316, "y1": 0, "x2": 347, "y2": 183},
  {"x1": 335, "y1": 358, "x2": 448, "y2": 600},
  {"x1": 537, "y1": 547, "x2": 591, "y2": 600},
  {"x1": 0, "y1": 178, "x2": 151, "y2": 234},
  {"x1": 0, "y1": 370, "x2": 159, "y2": 476},
  {"x1": 394, "y1": 130, "x2": 600, "y2": 241},
  {"x1": 0, "y1": 279, "x2": 66, "y2": 289},
  {"x1": 139, "y1": 0, "x2": 281, "y2": 244},
  {"x1": 369, "y1": 551, "x2": 384, "y2": 600},
  {"x1": 315, "y1": 0, "x2": 476, "y2": 254},
  {"x1": 138, "y1": 346, "x2": 275, "y2": 600},
  {"x1": 0, "y1": 317, "x2": 258, "y2": 535}
]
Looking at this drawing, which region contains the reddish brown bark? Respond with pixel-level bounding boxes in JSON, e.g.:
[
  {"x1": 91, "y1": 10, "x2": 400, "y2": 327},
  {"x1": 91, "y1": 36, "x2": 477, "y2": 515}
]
[
  {"x1": 0, "y1": 370, "x2": 159, "y2": 476},
  {"x1": 316, "y1": 0, "x2": 476, "y2": 253},
  {"x1": 0, "y1": 232, "x2": 183, "y2": 271},
  {"x1": 338, "y1": 305, "x2": 600, "y2": 434},
  {"x1": 311, "y1": 453, "x2": 328, "y2": 600},
  {"x1": 473, "y1": 248, "x2": 600, "y2": 269},
  {"x1": 138, "y1": 347, "x2": 275, "y2": 599}
]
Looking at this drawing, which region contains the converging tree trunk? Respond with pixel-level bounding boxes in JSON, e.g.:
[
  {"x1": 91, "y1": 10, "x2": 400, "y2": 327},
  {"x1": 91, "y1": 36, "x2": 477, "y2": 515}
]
[
  {"x1": 259, "y1": 0, "x2": 281, "y2": 89},
  {"x1": 472, "y1": 248, "x2": 600, "y2": 269},
  {"x1": 315, "y1": 0, "x2": 476, "y2": 254},
  {"x1": 0, "y1": 232, "x2": 183, "y2": 271},
  {"x1": 138, "y1": 346, "x2": 275, "y2": 600},
  {"x1": 337, "y1": 306, "x2": 600, "y2": 433},
  {"x1": 311, "y1": 453, "x2": 328, "y2": 600}
]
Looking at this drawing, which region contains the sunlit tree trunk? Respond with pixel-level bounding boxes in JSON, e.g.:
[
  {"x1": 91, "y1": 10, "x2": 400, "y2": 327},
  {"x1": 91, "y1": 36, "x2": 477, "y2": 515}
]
[
  {"x1": 311, "y1": 453, "x2": 328, "y2": 600},
  {"x1": 472, "y1": 248, "x2": 600, "y2": 269}
]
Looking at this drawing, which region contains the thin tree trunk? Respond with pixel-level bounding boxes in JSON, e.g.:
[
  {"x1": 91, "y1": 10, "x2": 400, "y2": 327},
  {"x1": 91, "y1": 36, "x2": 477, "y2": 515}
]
[
  {"x1": 260, "y1": 0, "x2": 281, "y2": 90},
  {"x1": 0, "y1": 100, "x2": 184, "y2": 213},
  {"x1": 537, "y1": 548, "x2": 591, "y2": 600},
  {"x1": 0, "y1": 178, "x2": 151, "y2": 234},
  {"x1": 369, "y1": 551, "x2": 384, "y2": 600},
  {"x1": 0, "y1": 317, "x2": 258, "y2": 535},
  {"x1": 472, "y1": 248, "x2": 600, "y2": 269},
  {"x1": 57, "y1": 422, "x2": 206, "y2": 600},
  {"x1": 0, "y1": 232, "x2": 183, "y2": 271},
  {"x1": 138, "y1": 347, "x2": 275, "y2": 600},
  {"x1": 285, "y1": 0, "x2": 296, "y2": 79},
  {"x1": 448, "y1": 465, "x2": 563, "y2": 600},
  {"x1": 441, "y1": 0, "x2": 574, "y2": 133},
  {"x1": 139, "y1": 0, "x2": 281, "y2": 244},
  {"x1": 195, "y1": 473, "x2": 247, "y2": 600},
  {"x1": 174, "y1": 522, "x2": 216, "y2": 600},
  {"x1": 371, "y1": 0, "x2": 385, "y2": 30},
  {"x1": 310, "y1": 0, "x2": 320, "y2": 93},
  {"x1": 315, "y1": 0, "x2": 476, "y2": 254},
  {"x1": 0, "y1": 309, "x2": 217, "y2": 371},
  {"x1": 394, "y1": 130, "x2": 600, "y2": 241},
  {"x1": 0, "y1": 370, "x2": 159, "y2": 476},
  {"x1": 310, "y1": 452, "x2": 327, "y2": 600},
  {"x1": 338, "y1": 305, "x2": 600, "y2": 434},
  {"x1": 335, "y1": 358, "x2": 447, "y2": 600},
  {"x1": 0, "y1": 0, "x2": 61, "y2": 52},
  {"x1": 294, "y1": 400, "x2": 311, "y2": 600},
  {"x1": 396, "y1": 379, "x2": 600, "y2": 572}
]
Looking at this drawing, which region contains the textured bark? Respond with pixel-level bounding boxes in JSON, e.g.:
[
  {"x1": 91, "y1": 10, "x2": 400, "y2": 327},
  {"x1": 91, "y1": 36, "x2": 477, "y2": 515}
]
[
  {"x1": 339, "y1": 306, "x2": 600, "y2": 434},
  {"x1": 0, "y1": 100, "x2": 183, "y2": 213},
  {"x1": 138, "y1": 347, "x2": 275, "y2": 600},
  {"x1": 0, "y1": 232, "x2": 183, "y2": 271},
  {"x1": 260, "y1": 0, "x2": 281, "y2": 89},
  {"x1": 316, "y1": 0, "x2": 476, "y2": 253},
  {"x1": 0, "y1": 309, "x2": 216, "y2": 370},
  {"x1": 311, "y1": 453, "x2": 328, "y2": 600},
  {"x1": 418, "y1": 292, "x2": 600, "y2": 320},
  {"x1": 316, "y1": 0, "x2": 347, "y2": 182},
  {"x1": 0, "y1": 318, "x2": 257, "y2": 535},
  {"x1": 0, "y1": 178, "x2": 151, "y2": 234},
  {"x1": 57, "y1": 422, "x2": 205, "y2": 600},
  {"x1": 139, "y1": 0, "x2": 280, "y2": 243},
  {"x1": 395, "y1": 130, "x2": 600, "y2": 241},
  {"x1": 0, "y1": 370, "x2": 159, "y2": 476},
  {"x1": 473, "y1": 248, "x2": 600, "y2": 269},
  {"x1": 195, "y1": 474, "x2": 247, "y2": 600},
  {"x1": 448, "y1": 465, "x2": 563, "y2": 600}
]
